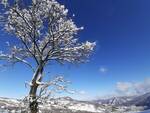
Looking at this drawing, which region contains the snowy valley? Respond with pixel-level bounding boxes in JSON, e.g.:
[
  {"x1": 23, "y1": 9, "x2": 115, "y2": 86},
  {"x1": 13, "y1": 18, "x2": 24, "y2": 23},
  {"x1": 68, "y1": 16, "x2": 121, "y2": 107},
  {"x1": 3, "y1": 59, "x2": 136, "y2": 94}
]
[{"x1": 0, "y1": 92, "x2": 150, "y2": 113}]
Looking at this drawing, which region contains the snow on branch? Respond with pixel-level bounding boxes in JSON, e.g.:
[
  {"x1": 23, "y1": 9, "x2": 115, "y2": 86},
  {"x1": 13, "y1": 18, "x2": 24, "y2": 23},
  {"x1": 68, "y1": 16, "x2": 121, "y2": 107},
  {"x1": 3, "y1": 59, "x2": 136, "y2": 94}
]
[
  {"x1": 0, "y1": 0, "x2": 96, "y2": 111},
  {"x1": 1, "y1": 0, "x2": 8, "y2": 7},
  {"x1": 24, "y1": 75, "x2": 72, "y2": 101},
  {"x1": 0, "y1": 0, "x2": 95, "y2": 66},
  {"x1": 0, "y1": 49, "x2": 35, "y2": 71},
  {"x1": 24, "y1": 75, "x2": 72, "y2": 103}
]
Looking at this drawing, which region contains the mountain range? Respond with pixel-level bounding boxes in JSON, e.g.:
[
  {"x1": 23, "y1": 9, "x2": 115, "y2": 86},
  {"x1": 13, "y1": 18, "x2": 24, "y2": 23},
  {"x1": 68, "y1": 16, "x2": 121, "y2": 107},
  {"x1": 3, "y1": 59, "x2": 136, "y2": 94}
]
[
  {"x1": 0, "y1": 92, "x2": 150, "y2": 113},
  {"x1": 95, "y1": 92, "x2": 150, "y2": 110}
]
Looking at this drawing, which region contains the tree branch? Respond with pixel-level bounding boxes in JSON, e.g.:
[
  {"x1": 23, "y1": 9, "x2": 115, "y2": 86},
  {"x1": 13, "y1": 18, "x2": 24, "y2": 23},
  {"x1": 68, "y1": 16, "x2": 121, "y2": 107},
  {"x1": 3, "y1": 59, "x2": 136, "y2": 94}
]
[{"x1": 0, "y1": 53, "x2": 35, "y2": 72}]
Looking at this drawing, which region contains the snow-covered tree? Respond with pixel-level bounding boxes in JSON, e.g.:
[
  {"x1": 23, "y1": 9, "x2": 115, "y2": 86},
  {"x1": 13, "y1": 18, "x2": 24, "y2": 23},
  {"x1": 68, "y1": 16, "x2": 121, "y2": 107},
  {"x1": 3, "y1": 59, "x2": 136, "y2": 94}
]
[{"x1": 0, "y1": 0, "x2": 96, "y2": 113}]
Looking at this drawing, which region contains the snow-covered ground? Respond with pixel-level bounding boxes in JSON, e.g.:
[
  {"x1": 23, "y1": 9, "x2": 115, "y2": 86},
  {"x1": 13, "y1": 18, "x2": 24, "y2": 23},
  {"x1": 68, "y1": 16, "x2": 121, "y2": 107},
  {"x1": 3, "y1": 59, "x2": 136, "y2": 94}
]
[
  {"x1": 137, "y1": 110, "x2": 150, "y2": 113},
  {"x1": 0, "y1": 97, "x2": 149, "y2": 113}
]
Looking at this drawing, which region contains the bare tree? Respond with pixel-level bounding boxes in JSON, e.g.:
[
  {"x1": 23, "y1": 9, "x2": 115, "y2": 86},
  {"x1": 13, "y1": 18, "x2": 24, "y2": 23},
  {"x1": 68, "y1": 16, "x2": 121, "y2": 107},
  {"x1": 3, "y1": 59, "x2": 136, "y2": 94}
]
[{"x1": 0, "y1": 0, "x2": 96, "y2": 113}]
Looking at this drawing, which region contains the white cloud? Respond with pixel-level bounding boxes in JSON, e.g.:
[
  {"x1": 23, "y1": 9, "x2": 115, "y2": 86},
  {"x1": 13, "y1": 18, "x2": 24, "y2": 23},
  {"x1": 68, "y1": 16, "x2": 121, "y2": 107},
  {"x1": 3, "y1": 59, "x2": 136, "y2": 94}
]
[
  {"x1": 99, "y1": 67, "x2": 108, "y2": 73},
  {"x1": 116, "y1": 78, "x2": 150, "y2": 96},
  {"x1": 71, "y1": 90, "x2": 94, "y2": 100},
  {"x1": 116, "y1": 82, "x2": 132, "y2": 92},
  {"x1": 133, "y1": 78, "x2": 150, "y2": 94},
  {"x1": 79, "y1": 90, "x2": 86, "y2": 95}
]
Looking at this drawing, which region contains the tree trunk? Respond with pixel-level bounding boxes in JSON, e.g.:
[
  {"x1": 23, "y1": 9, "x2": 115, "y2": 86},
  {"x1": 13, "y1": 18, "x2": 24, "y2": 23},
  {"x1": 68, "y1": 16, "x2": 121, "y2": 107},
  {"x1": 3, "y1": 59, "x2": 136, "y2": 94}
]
[{"x1": 29, "y1": 65, "x2": 44, "y2": 113}]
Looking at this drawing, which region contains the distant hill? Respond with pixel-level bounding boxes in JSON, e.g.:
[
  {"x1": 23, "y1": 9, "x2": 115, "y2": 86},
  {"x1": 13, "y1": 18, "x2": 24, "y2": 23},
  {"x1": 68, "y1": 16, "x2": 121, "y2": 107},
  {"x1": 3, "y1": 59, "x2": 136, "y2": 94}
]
[
  {"x1": 94, "y1": 96, "x2": 134, "y2": 106},
  {"x1": 94, "y1": 92, "x2": 150, "y2": 110},
  {"x1": 0, "y1": 93, "x2": 150, "y2": 113},
  {"x1": 123, "y1": 92, "x2": 150, "y2": 109}
]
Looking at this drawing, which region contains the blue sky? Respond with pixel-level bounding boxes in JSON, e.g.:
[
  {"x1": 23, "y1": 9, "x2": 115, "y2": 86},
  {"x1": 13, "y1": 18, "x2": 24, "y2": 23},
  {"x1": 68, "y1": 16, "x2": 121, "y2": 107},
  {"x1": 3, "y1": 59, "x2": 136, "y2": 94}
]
[{"x1": 1, "y1": 0, "x2": 150, "y2": 100}]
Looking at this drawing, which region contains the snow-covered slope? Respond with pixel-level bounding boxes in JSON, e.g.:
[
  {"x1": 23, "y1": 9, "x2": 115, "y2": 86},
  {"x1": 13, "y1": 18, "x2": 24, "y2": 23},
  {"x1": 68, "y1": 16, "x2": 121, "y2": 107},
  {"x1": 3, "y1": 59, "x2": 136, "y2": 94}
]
[
  {"x1": 94, "y1": 96, "x2": 135, "y2": 105},
  {"x1": 0, "y1": 97, "x2": 106, "y2": 113},
  {"x1": 123, "y1": 92, "x2": 150, "y2": 109},
  {"x1": 0, "y1": 97, "x2": 20, "y2": 108},
  {"x1": 0, "y1": 95, "x2": 149, "y2": 113},
  {"x1": 95, "y1": 92, "x2": 150, "y2": 110},
  {"x1": 45, "y1": 97, "x2": 106, "y2": 113}
]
